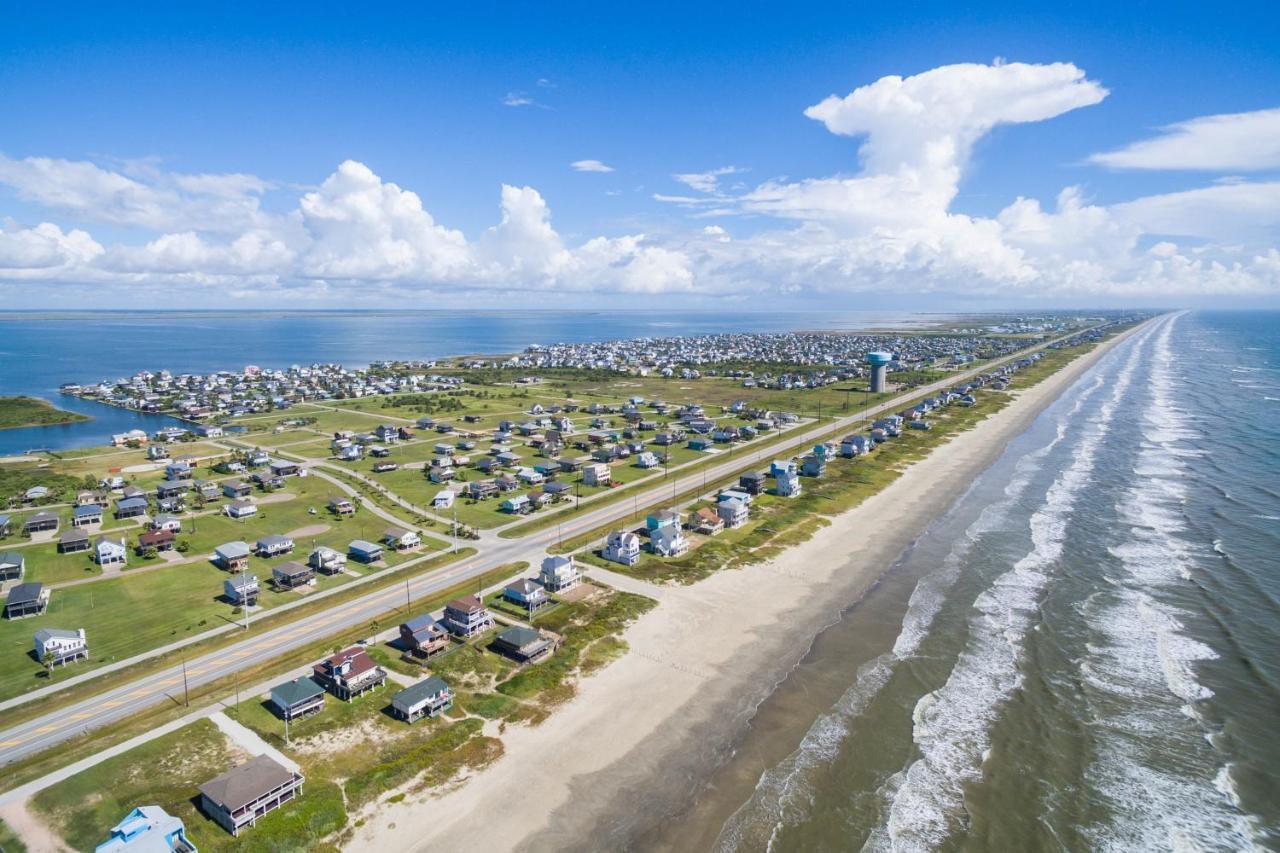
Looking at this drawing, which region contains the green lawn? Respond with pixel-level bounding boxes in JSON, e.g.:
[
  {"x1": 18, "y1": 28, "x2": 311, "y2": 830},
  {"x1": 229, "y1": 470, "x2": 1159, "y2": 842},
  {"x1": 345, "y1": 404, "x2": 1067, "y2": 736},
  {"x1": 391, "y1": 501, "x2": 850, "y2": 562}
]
[
  {"x1": 0, "y1": 479, "x2": 441, "y2": 703},
  {"x1": 30, "y1": 718, "x2": 347, "y2": 852}
]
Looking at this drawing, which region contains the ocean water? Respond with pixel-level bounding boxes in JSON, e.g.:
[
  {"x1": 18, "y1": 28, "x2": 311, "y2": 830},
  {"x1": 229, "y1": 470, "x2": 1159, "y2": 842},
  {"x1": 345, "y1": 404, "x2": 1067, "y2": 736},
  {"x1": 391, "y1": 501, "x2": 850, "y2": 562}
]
[
  {"x1": 646, "y1": 311, "x2": 1278, "y2": 852},
  {"x1": 0, "y1": 309, "x2": 924, "y2": 453}
]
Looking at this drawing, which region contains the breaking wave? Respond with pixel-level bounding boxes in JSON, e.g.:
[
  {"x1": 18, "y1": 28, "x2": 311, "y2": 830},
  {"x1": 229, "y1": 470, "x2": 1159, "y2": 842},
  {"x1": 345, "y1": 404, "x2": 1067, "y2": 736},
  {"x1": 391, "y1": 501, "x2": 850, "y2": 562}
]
[
  {"x1": 712, "y1": 370, "x2": 1109, "y2": 852},
  {"x1": 866, "y1": 323, "x2": 1154, "y2": 852}
]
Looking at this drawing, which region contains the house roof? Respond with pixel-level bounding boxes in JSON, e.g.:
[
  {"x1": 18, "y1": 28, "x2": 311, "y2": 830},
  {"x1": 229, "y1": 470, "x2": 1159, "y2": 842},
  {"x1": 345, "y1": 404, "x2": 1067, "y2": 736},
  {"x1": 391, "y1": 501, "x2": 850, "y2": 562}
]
[
  {"x1": 506, "y1": 578, "x2": 542, "y2": 595},
  {"x1": 402, "y1": 613, "x2": 442, "y2": 634},
  {"x1": 6, "y1": 583, "x2": 44, "y2": 606},
  {"x1": 34, "y1": 627, "x2": 81, "y2": 643},
  {"x1": 26, "y1": 511, "x2": 59, "y2": 524},
  {"x1": 383, "y1": 526, "x2": 411, "y2": 539},
  {"x1": 495, "y1": 625, "x2": 544, "y2": 649},
  {"x1": 273, "y1": 561, "x2": 311, "y2": 578},
  {"x1": 116, "y1": 497, "x2": 148, "y2": 510},
  {"x1": 216, "y1": 541, "x2": 252, "y2": 559},
  {"x1": 97, "y1": 805, "x2": 186, "y2": 853},
  {"x1": 446, "y1": 594, "x2": 485, "y2": 614},
  {"x1": 349, "y1": 539, "x2": 380, "y2": 552},
  {"x1": 394, "y1": 675, "x2": 450, "y2": 707},
  {"x1": 318, "y1": 646, "x2": 378, "y2": 677},
  {"x1": 257, "y1": 534, "x2": 291, "y2": 548},
  {"x1": 226, "y1": 574, "x2": 257, "y2": 591},
  {"x1": 139, "y1": 530, "x2": 174, "y2": 546},
  {"x1": 0, "y1": 550, "x2": 23, "y2": 566},
  {"x1": 272, "y1": 676, "x2": 324, "y2": 707},
  {"x1": 72, "y1": 504, "x2": 103, "y2": 518},
  {"x1": 199, "y1": 754, "x2": 298, "y2": 812}
]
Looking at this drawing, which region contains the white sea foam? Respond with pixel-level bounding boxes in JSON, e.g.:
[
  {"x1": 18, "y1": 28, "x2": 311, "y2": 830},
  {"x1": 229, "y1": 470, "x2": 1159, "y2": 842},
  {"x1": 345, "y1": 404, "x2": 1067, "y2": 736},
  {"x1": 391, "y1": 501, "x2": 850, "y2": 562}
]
[
  {"x1": 1080, "y1": 315, "x2": 1264, "y2": 851},
  {"x1": 868, "y1": 323, "x2": 1154, "y2": 852},
  {"x1": 712, "y1": 373, "x2": 1108, "y2": 852}
]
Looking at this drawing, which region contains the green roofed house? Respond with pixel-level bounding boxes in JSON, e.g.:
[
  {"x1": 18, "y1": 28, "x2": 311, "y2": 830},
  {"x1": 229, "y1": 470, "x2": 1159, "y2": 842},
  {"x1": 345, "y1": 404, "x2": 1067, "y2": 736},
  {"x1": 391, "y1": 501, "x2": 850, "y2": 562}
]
[
  {"x1": 490, "y1": 625, "x2": 555, "y2": 663},
  {"x1": 269, "y1": 676, "x2": 325, "y2": 720},
  {"x1": 390, "y1": 675, "x2": 453, "y2": 723},
  {"x1": 95, "y1": 804, "x2": 196, "y2": 853},
  {"x1": 198, "y1": 754, "x2": 303, "y2": 837}
]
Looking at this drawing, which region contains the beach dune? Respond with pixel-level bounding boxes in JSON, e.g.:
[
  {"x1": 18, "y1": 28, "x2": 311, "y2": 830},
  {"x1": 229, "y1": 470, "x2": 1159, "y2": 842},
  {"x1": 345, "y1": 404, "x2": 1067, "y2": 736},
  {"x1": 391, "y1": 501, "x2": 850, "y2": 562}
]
[{"x1": 348, "y1": 326, "x2": 1140, "y2": 853}]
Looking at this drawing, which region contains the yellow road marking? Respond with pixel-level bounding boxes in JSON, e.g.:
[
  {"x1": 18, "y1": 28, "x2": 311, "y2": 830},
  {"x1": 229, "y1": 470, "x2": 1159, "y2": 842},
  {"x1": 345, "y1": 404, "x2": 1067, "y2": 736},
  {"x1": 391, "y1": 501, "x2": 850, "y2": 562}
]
[
  {"x1": 33, "y1": 724, "x2": 58, "y2": 733},
  {"x1": 0, "y1": 740, "x2": 21, "y2": 747}
]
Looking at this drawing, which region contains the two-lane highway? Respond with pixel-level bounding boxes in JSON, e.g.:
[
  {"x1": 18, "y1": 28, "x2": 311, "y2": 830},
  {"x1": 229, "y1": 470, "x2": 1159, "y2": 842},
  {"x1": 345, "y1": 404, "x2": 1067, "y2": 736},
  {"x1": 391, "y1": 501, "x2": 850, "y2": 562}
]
[{"x1": 0, "y1": 325, "x2": 1113, "y2": 766}]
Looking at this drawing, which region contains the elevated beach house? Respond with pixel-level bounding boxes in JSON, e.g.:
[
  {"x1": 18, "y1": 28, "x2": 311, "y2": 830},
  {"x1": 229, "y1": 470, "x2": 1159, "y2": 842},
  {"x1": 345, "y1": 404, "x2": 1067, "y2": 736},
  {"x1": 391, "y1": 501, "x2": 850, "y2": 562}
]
[
  {"x1": 693, "y1": 507, "x2": 725, "y2": 535},
  {"x1": 72, "y1": 504, "x2": 104, "y2": 528},
  {"x1": 224, "y1": 499, "x2": 258, "y2": 520},
  {"x1": 717, "y1": 497, "x2": 750, "y2": 529},
  {"x1": 582, "y1": 462, "x2": 612, "y2": 487},
  {"x1": 95, "y1": 805, "x2": 195, "y2": 853},
  {"x1": 255, "y1": 534, "x2": 294, "y2": 558},
  {"x1": 59, "y1": 529, "x2": 92, "y2": 554},
  {"x1": 269, "y1": 676, "x2": 325, "y2": 721},
  {"x1": 114, "y1": 496, "x2": 148, "y2": 520},
  {"x1": 491, "y1": 625, "x2": 555, "y2": 663},
  {"x1": 347, "y1": 539, "x2": 383, "y2": 564},
  {"x1": 0, "y1": 550, "x2": 24, "y2": 581},
  {"x1": 381, "y1": 527, "x2": 421, "y2": 551},
  {"x1": 442, "y1": 594, "x2": 495, "y2": 637},
  {"x1": 138, "y1": 529, "x2": 176, "y2": 554},
  {"x1": 271, "y1": 561, "x2": 315, "y2": 590},
  {"x1": 34, "y1": 627, "x2": 88, "y2": 667},
  {"x1": 328, "y1": 496, "x2": 355, "y2": 516},
  {"x1": 5, "y1": 582, "x2": 50, "y2": 619},
  {"x1": 539, "y1": 554, "x2": 581, "y2": 592},
  {"x1": 223, "y1": 480, "x2": 252, "y2": 499},
  {"x1": 390, "y1": 675, "x2": 453, "y2": 723},
  {"x1": 313, "y1": 646, "x2": 386, "y2": 700},
  {"x1": 223, "y1": 574, "x2": 259, "y2": 606},
  {"x1": 602, "y1": 530, "x2": 641, "y2": 567},
  {"x1": 308, "y1": 545, "x2": 346, "y2": 575},
  {"x1": 215, "y1": 541, "x2": 252, "y2": 571},
  {"x1": 93, "y1": 537, "x2": 128, "y2": 567},
  {"x1": 23, "y1": 511, "x2": 59, "y2": 535},
  {"x1": 503, "y1": 578, "x2": 549, "y2": 612},
  {"x1": 399, "y1": 613, "x2": 449, "y2": 659},
  {"x1": 771, "y1": 459, "x2": 802, "y2": 498},
  {"x1": 199, "y1": 754, "x2": 304, "y2": 837}
]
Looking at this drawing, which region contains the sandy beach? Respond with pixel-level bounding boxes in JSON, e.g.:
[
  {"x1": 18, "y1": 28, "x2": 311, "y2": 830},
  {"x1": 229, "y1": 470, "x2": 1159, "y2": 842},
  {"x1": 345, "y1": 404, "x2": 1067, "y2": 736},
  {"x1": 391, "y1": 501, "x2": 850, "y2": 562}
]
[{"x1": 348, "y1": 325, "x2": 1140, "y2": 853}]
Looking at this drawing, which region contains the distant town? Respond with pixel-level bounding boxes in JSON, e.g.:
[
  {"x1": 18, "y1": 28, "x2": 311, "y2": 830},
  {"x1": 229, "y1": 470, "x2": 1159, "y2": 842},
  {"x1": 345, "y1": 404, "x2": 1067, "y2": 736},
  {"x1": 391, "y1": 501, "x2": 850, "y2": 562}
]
[{"x1": 58, "y1": 314, "x2": 1111, "y2": 429}]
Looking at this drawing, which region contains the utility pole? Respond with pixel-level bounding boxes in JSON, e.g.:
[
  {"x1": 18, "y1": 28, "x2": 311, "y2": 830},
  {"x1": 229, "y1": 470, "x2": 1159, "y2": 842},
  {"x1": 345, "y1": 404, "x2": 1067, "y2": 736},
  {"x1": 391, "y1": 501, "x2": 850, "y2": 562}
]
[
  {"x1": 180, "y1": 651, "x2": 190, "y2": 707},
  {"x1": 405, "y1": 577, "x2": 411, "y2": 611},
  {"x1": 452, "y1": 503, "x2": 458, "y2": 553},
  {"x1": 240, "y1": 559, "x2": 250, "y2": 631}
]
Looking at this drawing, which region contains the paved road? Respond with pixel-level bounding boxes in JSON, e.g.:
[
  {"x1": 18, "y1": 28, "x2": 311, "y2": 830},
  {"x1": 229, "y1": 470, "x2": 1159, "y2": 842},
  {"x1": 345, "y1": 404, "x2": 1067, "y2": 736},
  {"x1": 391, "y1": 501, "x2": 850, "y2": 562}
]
[{"x1": 0, "y1": 327, "x2": 1101, "y2": 767}]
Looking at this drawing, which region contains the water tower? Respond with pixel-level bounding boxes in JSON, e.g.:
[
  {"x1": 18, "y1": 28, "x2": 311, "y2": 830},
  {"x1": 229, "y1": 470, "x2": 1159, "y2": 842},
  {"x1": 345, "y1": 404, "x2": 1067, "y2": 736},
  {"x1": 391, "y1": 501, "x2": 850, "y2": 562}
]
[{"x1": 866, "y1": 352, "x2": 892, "y2": 393}]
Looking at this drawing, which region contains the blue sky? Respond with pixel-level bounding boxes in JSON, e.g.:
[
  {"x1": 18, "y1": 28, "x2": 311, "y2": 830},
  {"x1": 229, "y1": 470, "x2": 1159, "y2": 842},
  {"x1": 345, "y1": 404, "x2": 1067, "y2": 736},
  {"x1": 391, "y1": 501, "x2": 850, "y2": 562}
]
[{"x1": 1, "y1": 2, "x2": 1278, "y2": 308}]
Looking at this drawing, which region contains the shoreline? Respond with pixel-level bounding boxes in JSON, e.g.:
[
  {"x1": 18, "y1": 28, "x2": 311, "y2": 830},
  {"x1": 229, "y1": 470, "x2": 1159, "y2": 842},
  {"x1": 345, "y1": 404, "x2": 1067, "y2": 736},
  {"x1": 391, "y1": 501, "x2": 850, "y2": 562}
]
[{"x1": 348, "y1": 323, "x2": 1146, "y2": 851}]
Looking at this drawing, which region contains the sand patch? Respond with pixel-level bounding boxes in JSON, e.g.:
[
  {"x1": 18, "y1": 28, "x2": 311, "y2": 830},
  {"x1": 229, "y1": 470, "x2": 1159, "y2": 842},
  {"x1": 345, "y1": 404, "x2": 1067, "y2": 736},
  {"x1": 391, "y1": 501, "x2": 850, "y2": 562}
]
[{"x1": 287, "y1": 523, "x2": 331, "y2": 538}]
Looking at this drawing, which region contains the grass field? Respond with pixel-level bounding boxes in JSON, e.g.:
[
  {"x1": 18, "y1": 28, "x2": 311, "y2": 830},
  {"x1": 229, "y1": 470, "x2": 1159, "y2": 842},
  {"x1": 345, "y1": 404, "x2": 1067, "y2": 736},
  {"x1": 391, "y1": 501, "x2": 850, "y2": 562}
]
[{"x1": 30, "y1": 718, "x2": 347, "y2": 852}]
